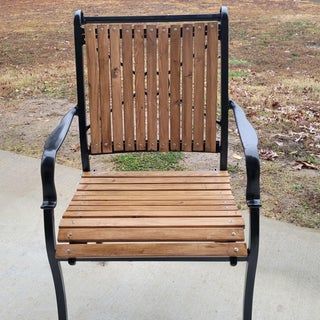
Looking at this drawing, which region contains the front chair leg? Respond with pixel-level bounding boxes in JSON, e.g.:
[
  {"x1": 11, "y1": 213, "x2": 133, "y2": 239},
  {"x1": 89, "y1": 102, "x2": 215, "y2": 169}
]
[
  {"x1": 243, "y1": 208, "x2": 259, "y2": 320},
  {"x1": 44, "y1": 209, "x2": 68, "y2": 320}
]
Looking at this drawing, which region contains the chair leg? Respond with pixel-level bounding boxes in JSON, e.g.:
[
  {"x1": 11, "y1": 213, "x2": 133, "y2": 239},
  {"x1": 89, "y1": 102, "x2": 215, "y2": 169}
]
[
  {"x1": 44, "y1": 209, "x2": 68, "y2": 320},
  {"x1": 243, "y1": 209, "x2": 259, "y2": 320}
]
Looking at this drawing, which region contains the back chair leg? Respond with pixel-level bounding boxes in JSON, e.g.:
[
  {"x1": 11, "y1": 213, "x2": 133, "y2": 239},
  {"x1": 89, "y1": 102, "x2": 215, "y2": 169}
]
[
  {"x1": 44, "y1": 209, "x2": 68, "y2": 320},
  {"x1": 243, "y1": 208, "x2": 260, "y2": 320}
]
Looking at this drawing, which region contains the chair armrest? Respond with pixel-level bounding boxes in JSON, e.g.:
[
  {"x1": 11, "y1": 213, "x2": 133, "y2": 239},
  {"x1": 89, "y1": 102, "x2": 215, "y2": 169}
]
[
  {"x1": 230, "y1": 100, "x2": 261, "y2": 208},
  {"x1": 41, "y1": 107, "x2": 77, "y2": 209}
]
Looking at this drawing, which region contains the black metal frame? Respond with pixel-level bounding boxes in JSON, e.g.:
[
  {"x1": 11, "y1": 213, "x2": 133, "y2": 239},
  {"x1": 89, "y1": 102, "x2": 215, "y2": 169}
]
[{"x1": 41, "y1": 6, "x2": 260, "y2": 320}]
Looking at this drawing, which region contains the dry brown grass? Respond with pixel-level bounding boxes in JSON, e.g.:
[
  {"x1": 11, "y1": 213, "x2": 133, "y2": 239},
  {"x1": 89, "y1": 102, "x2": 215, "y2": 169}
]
[{"x1": 0, "y1": 0, "x2": 319, "y2": 228}]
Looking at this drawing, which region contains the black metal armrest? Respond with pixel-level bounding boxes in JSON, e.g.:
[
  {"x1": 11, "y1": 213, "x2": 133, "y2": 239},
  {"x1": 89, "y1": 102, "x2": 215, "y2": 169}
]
[
  {"x1": 230, "y1": 100, "x2": 261, "y2": 208},
  {"x1": 41, "y1": 107, "x2": 77, "y2": 209}
]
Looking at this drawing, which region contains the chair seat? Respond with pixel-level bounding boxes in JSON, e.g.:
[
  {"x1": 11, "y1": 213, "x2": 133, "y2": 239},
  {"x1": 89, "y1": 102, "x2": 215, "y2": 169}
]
[{"x1": 56, "y1": 171, "x2": 247, "y2": 259}]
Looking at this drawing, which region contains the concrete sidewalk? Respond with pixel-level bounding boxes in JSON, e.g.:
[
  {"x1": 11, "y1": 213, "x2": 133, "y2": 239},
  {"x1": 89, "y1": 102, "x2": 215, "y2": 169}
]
[{"x1": 0, "y1": 150, "x2": 319, "y2": 320}]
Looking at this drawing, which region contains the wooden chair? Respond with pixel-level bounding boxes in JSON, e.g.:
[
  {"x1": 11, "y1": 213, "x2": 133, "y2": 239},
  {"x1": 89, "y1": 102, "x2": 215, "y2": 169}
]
[{"x1": 41, "y1": 6, "x2": 261, "y2": 320}]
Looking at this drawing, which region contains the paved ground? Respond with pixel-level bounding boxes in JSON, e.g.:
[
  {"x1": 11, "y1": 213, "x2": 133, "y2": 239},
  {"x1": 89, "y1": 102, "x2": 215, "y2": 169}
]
[{"x1": 0, "y1": 150, "x2": 319, "y2": 320}]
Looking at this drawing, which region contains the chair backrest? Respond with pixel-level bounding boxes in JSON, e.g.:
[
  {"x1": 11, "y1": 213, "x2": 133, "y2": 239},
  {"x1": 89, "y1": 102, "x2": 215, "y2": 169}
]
[
  {"x1": 84, "y1": 22, "x2": 219, "y2": 154},
  {"x1": 74, "y1": 8, "x2": 230, "y2": 170}
]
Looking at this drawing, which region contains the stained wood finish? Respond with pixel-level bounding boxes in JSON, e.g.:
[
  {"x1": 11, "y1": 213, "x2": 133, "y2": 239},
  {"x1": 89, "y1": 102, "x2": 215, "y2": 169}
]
[
  {"x1": 85, "y1": 25, "x2": 101, "y2": 153},
  {"x1": 193, "y1": 23, "x2": 206, "y2": 151},
  {"x1": 134, "y1": 25, "x2": 146, "y2": 150},
  {"x1": 158, "y1": 26, "x2": 169, "y2": 151},
  {"x1": 146, "y1": 25, "x2": 158, "y2": 151},
  {"x1": 122, "y1": 24, "x2": 135, "y2": 151},
  {"x1": 57, "y1": 171, "x2": 247, "y2": 259},
  {"x1": 205, "y1": 22, "x2": 218, "y2": 152},
  {"x1": 58, "y1": 227, "x2": 244, "y2": 242},
  {"x1": 182, "y1": 24, "x2": 193, "y2": 151},
  {"x1": 169, "y1": 25, "x2": 181, "y2": 151},
  {"x1": 56, "y1": 242, "x2": 247, "y2": 259},
  {"x1": 110, "y1": 25, "x2": 123, "y2": 151},
  {"x1": 84, "y1": 23, "x2": 219, "y2": 154},
  {"x1": 97, "y1": 26, "x2": 112, "y2": 153}
]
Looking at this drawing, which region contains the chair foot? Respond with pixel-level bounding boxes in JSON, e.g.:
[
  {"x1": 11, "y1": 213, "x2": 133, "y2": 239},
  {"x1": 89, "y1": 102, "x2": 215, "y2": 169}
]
[
  {"x1": 243, "y1": 210, "x2": 259, "y2": 320},
  {"x1": 243, "y1": 255, "x2": 258, "y2": 320},
  {"x1": 48, "y1": 259, "x2": 68, "y2": 320},
  {"x1": 44, "y1": 209, "x2": 68, "y2": 320}
]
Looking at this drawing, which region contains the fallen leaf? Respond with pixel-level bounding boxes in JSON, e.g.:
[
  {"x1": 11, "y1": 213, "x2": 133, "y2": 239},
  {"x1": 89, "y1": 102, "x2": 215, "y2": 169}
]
[
  {"x1": 233, "y1": 154, "x2": 242, "y2": 160},
  {"x1": 260, "y1": 149, "x2": 278, "y2": 161},
  {"x1": 295, "y1": 160, "x2": 318, "y2": 170}
]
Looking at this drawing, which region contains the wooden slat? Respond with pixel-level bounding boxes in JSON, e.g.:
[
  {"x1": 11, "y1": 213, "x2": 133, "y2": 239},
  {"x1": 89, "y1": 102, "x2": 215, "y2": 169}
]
[
  {"x1": 56, "y1": 242, "x2": 248, "y2": 258},
  {"x1": 97, "y1": 25, "x2": 112, "y2": 153},
  {"x1": 122, "y1": 25, "x2": 135, "y2": 151},
  {"x1": 146, "y1": 25, "x2": 157, "y2": 151},
  {"x1": 64, "y1": 210, "x2": 240, "y2": 218},
  {"x1": 158, "y1": 26, "x2": 170, "y2": 151},
  {"x1": 169, "y1": 25, "x2": 181, "y2": 151},
  {"x1": 193, "y1": 23, "x2": 205, "y2": 151},
  {"x1": 82, "y1": 171, "x2": 229, "y2": 177},
  {"x1": 80, "y1": 176, "x2": 230, "y2": 184},
  {"x1": 110, "y1": 25, "x2": 123, "y2": 151},
  {"x1": 182, "y1": 24, "x2": 193, "y2": 152},
  {"x1": 77, "y1": 183, "x2": 231, "y2": 191},
  {"x1": 69, "y1": 202, "x2": 236, "y2": 210},
  {"x1": 60, "y1": 217, "x2": 244, "y2": 228},
  {"x1": 134, "y1": 25, "x2": 146, "y2": 151},
  {"x1": 75, "y1": 190, "x2": 233, "y2": 196},
  {"x1": 205, "y1": 22, "x2": 218, "y2": 152},
  {"x1": 58, "y1": 227, "x2": 244, "y2": 242},
  {"x1": 85, "y1": 25, "x2": 101, "y2": 153}
]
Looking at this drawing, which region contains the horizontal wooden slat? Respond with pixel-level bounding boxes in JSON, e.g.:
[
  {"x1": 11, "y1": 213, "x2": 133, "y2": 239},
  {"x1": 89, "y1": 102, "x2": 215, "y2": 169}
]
[
  {"x1": 77, "y1": 183, "x2": 231, "y2": 191},
  {"x1": 82, "y1": 171, "x2": 229, "y2": 177},
  {"x1": 60, "y1": 217, "x2": 244, "y2": 228},
  {"x1": 64, "y1": 210, "x2": 240, "y2": 218},
  {"x1": 73, "y1": 191, "x2": 231, "y2": 201},
  {"x1": 58, "y1": 227, "x2": 245, "y2": 242},
  {"x1": 56, "y1": 242, "x2": 248, "y2": 259},
  {"x1": 80, "y1": 176, "x2": 230, "y2": 184},
  {"x1": 67, "y1": 205, "x2": 238, "y2": 211}
]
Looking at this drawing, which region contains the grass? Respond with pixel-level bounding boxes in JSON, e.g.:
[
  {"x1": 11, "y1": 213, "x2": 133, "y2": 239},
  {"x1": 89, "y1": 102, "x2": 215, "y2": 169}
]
[
  {"x1": 113, "y1": 152, "x2": 184, "y2": 171},
  {"x1": 229, "y1": 70, "x2": 249, "y2": 79}
]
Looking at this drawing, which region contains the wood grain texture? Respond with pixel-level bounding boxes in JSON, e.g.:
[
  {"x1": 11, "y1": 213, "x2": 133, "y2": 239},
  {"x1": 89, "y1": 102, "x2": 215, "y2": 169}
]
[
  {"x1": 110, "y1": 25, "x2": 123, "y2": 151},
  {"x1": 182, "y1": 24, "x2": 193, "y2": 151},
  {"x1": 134, "y1": 25, "x2": 146, "y2": 150},
  {"x1": 193, "y1": 23, "x2": 205, "y2": 151},
  {"x1": 97, "y1": 25, "x2": 112, "y2": 153},
  {"x1": 122, "y1": 24, "x2": 135, "y2": 151},
  {"x1": 146, "y1": 25, "x2": 157, "y2": 150},
  {"x1": 205, "y1": 22, "x2": 218, "y2": 152},
  {"x1": 158, "y1": 26, "x2": 169, "y2": 151},
  {"x1": 85, "y1": 25, "x2": 101, "y2": 153},
  {"x1": 58, "y1": 227, "x2": 244, "y2": 242},
  {"x1": 64, "y1": 210, "x2": 240, "y2": 217},
  {"x1": 169, "y1": 25, "x2": 181, "y2": 151},
  {"x1": 56, "y1": 242, "x2": 248, "y2": 259}
]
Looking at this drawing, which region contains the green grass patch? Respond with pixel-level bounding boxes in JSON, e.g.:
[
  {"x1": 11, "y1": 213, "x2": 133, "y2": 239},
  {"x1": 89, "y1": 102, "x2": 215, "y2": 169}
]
[
  {"x1": 113, "y1": 152, "x2": 184, "y2": 171},
  {"x1": 229, "y1": 70, "x2": 249, "y2": 79},
  {"x1": 230, "y1": 58, "x2": 249, "y2": 66}
]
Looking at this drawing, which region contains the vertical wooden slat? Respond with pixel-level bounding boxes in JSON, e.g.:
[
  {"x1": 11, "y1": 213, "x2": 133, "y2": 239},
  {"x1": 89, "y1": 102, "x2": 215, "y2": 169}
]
[
  {"x1": 134, "y1": 25, "x2": 146, "y2": 151},
  {"x1": 146, "y1": 25, "x2": 158, "y2": 151},
  {"x1": 158, "y1": 26, "x2": 169, "y2": 152},
  {"x1": 169, "y1": 25, "x2": 181, "y2": 151},
  {"x1": 193, "y1": 23, "x2": 205, "y2": 152},
  {"x1": 110, "y1": 25, "x2": 123, "y2": 152},
  {"x1": 205, "y1": 23, "x2": 218, "y2": 152},
  {"x1": 85, "y1": 25, "x2": 101, "y2": 153},
  {"x1": 122, "y1": 25, "x2": 135, "y2": 151},
  {"x1": 182, "y1": 24, "x2": 193, "y2": 152},
  {"x1": 97, "y1": 25, "x2": 112, "y2": 153}
]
